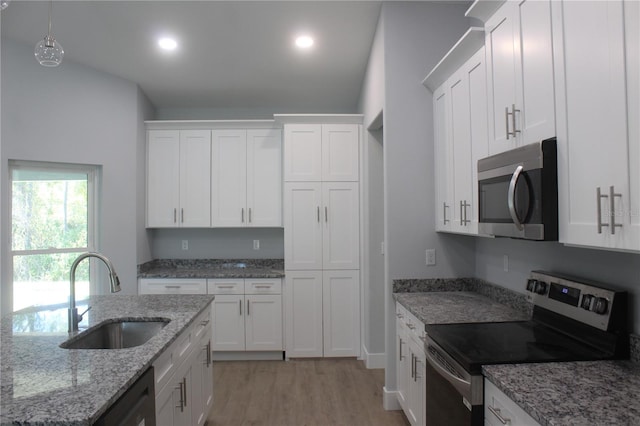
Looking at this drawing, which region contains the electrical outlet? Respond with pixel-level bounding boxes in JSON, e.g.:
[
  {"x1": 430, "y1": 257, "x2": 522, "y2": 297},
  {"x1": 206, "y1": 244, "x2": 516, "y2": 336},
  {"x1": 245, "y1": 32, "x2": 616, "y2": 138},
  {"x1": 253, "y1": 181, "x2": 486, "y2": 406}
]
[
  {"x1": 182, "y1": 240, "x2": 188, "y2": 250},
  {"x1": 380, "y1": 242, "x2": 385, "y2": 255},
  {"x1": 253, "y1": 240, "x2": 260, "y2": 250},
  {"x1": 426, "y1": 249, "x2": 436, "y2": 266},
  {"x1": 503, "y1": 255, "x2": 509, "y2": 272}
]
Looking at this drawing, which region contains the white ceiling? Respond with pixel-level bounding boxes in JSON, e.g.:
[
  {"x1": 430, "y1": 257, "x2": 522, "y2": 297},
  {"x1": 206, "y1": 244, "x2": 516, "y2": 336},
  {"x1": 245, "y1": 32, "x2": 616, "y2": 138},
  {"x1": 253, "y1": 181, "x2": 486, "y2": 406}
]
[{"x1": 1, "y1": 1, "x2": 383, "y2": 112}]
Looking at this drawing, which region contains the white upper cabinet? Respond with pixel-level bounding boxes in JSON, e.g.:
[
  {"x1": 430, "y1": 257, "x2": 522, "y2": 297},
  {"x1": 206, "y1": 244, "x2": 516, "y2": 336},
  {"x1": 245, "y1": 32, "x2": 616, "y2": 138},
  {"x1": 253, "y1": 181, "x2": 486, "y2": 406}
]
[
  {"x1": 246, "y1": 129, "x2": 283, "y2": 227},
  {"x1": 432, "y1": 47, "x2": 488, "y2": 235},
  {"x1": 147, "y1": 130, "x2": 211, "y2": 228},
  {"x1": 485, "y1": 0, "x2": 555, "y2": 154},
  {"x1": 321, "y1": 124, "x2": 360, "y2": 181},
  {"x1": 284, "y1": 123, "x2": 359, "y2": 182},
  {"x1": 554, "y1": 0, "x2": 639, "y2": 251},
  {"x1": 212, "y1": 128, "x2": 282, "y2": 227},
  {"x1": 211, "y1": 130, "x2": 247, "y2": 227}
]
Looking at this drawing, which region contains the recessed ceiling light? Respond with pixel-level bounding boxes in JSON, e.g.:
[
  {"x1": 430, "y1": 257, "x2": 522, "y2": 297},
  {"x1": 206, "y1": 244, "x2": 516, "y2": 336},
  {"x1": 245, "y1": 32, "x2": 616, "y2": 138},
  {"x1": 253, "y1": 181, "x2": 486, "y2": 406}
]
[
  {"x1": 158, "y1": 37, "x2": 178, "y2": 51},
  {"x1": 295, "y1": 35, "x2": 314, "y2": 49}
]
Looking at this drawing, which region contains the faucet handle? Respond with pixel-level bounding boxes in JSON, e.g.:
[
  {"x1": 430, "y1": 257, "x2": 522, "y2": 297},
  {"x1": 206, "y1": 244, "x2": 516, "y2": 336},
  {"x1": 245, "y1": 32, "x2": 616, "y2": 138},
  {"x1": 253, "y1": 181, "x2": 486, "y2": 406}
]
[{"x1": 78, "y1": 306, "x2": 92, "y2": 323}]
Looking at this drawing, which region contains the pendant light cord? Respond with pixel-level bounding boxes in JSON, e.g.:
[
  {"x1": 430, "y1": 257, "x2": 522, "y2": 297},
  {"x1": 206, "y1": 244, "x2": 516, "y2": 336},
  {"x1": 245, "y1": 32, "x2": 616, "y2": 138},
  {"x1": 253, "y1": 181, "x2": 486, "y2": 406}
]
[{"x1": 48, "y1": 0, "x2": 53, "y2": 38}]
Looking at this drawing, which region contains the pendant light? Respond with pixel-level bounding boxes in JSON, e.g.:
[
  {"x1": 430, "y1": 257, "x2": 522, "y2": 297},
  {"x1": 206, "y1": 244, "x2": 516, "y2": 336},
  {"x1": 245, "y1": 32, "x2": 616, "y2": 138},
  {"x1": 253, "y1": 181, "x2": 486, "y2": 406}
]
[
  {"x1": 34, "y1": 0, "x2": 64, "y2": 67},
  {"x1": 1, "y1": 1, "x2": 10, "y2": 11}
]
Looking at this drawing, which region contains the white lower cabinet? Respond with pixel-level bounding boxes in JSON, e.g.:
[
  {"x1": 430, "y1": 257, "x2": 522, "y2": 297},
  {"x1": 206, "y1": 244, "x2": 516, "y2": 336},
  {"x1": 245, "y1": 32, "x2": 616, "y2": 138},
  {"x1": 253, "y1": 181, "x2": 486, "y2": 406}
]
[
  {"x1": 395, "y1": 303, "x2": 426, "y2": 426},
  {"x1": 484, "y1": 379, "x2": 540, "y2": 426},
  {"x1": 209, "y1": 278, "x2": 283, "y2": 352},
  {"x1": 284, "y1": 270, "x2": 360, "y2": 358},
  {"x1": 153, "y1": 305, "x2": 213, "y2": 426}
]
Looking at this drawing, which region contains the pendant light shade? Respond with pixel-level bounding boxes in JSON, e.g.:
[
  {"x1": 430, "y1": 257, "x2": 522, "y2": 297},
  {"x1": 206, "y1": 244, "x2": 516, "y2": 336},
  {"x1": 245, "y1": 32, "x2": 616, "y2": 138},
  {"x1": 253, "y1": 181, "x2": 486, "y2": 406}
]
[
  {"x1": 35, "y1": 0, "x2": 64, "y2": 67},
  {"x1": 1, "y1": 1, "x2": 10, "y2": 11}
]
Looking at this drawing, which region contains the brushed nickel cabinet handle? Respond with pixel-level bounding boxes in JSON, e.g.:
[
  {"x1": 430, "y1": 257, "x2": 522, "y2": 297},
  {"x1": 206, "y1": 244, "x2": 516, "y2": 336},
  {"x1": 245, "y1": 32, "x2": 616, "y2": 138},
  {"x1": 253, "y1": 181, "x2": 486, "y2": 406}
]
[
  {"x1": 241, "y1": 208, "x2": 245, "y2": 223},
  {"x1": 609, "y1": 186, "x2": 623, "y2": 234},
  {"x1": 325, "y1": 206, "x2": 328, "y2": 223},
  {"x1": 511, "y1": 104, "x2": 521, "y2": 137},
  {"x1": 399, "y1": 337, "x2": 404, "y2": 361},
  {"x1": 249, "y1": 208, "x2": 252, "y2": 223},
  {"x1": 173, "y1": 208, "x2": 177, "y2": 223},
  {"x1": 488, "y1": 406, "x2": 511, "y2": 425},
  {"x1": 597, "y1": 187, "x2": 609, "y2": 234},
  {"x1": 247, "y1": 299, "x2": 250, "y2": 316},
  {"x1": 239, "y1": 299, "x2": 242, "y2": 315},
  {"x1": 443, "y1": 203, "x2": 450, "y2": 225},
  {"x1": 183, "y1": 377, "x2": 187, "y2": 407},
  {"x1": 317, "y1": 206, "x2": 320, "y2": 223},
  {"x1": 181, "y1": 208, "x2": 184, "y2": 223},
  {"x1": 175, "y1": 381, "x2": 184, "y2": 412}
]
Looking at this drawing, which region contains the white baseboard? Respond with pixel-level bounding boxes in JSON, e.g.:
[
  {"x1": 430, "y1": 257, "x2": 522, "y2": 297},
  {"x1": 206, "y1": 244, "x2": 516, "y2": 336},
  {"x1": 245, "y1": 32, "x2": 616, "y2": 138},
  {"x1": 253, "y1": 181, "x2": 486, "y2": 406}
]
[
  {"x1": 361, "y1": 344, "x2": 386, "y2": 369},
  {"x1": 213, "y1": 351, "x2": 284, "y2": 361},
  {"x1": 383, "y1": 386, "x2": 402, "y2": 411}
]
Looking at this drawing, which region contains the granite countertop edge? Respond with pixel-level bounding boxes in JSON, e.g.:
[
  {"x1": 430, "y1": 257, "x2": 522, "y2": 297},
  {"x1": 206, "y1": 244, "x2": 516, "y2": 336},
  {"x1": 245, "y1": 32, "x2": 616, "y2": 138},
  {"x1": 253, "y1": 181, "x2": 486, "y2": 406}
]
[
  {"x1": 0, "y1": 294, "x2": 215, "y2": 425},
  {"x1": 137, "y1": 258, "x2": 285, "y2": 279}
]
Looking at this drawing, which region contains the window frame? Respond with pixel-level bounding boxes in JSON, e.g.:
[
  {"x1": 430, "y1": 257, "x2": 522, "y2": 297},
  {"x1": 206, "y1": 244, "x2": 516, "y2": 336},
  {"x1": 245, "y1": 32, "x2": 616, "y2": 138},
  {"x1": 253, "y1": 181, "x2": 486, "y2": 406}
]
[{"x1": 8, "y1": 160, "x2": 99, "y2": 311}]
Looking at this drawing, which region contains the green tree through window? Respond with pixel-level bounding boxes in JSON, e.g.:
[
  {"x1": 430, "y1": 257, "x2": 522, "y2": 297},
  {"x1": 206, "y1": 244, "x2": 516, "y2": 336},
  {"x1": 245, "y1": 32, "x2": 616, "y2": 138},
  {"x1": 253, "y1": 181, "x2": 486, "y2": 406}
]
[{"x1": 10, "y1": 162, "x2": 97, "y2": 312}]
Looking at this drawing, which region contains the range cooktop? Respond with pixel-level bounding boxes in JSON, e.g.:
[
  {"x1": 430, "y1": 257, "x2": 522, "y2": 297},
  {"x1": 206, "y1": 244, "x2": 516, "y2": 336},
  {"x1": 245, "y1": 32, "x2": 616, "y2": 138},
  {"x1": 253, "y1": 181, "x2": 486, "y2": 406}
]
[{"x1": 425, "y1": 271, "x2": 628, "y2": 375}]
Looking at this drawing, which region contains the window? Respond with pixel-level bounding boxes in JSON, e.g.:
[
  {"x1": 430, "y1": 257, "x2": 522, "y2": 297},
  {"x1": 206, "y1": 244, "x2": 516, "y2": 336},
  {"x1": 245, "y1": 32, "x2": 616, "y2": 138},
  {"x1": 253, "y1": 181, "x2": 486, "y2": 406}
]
[{"x1": 10, "y1": 161, "x2": 98, "y2": 312}]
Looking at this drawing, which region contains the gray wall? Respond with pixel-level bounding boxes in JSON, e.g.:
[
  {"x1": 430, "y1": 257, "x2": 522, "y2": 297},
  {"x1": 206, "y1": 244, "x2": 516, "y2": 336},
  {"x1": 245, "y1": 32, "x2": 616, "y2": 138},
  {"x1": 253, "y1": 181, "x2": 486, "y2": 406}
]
[
  {"x1": 380, "y1": 1, "x2": 471, "y2": 394},
  {"x1": 156, "y1": 106, "x2": 353, "y2": 121},
  {"x1": 474, "y1": 238, "x2": 640, "y2": 332},
  {"x1": 136, "y1": 87, "x2": 156, "y2": 265},
  {"x1": 151, "y1": 228, "x2": 284, "y2": 260},
  {"x1": 1, "y1": 39, "x2": 151, "y2": 299}
]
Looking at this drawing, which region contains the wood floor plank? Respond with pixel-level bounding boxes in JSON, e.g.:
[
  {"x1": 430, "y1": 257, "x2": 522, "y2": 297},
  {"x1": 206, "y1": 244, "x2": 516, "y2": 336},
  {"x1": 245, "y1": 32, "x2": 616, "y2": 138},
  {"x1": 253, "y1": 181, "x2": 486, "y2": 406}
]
[{"x1": 207, "y1": 359, "x2": 409, "y2": 426}]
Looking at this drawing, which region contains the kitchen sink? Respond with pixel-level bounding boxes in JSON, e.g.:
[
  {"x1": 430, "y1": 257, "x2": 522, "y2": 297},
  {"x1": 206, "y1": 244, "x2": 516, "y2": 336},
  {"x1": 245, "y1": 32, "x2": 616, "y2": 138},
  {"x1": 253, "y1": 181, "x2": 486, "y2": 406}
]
[{"x1": 60, "y1": 319, "x2": 170, "y2": 349}]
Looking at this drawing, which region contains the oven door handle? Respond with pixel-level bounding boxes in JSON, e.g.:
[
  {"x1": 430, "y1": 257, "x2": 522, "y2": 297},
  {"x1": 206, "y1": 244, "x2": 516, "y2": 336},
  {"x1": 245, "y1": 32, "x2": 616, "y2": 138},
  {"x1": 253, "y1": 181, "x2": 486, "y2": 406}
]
[
  {"x1": 507, "y1": 165, "x2": 525, "y2": 231},
  {"x1": 425, "y1": 345, "x2": 471, "y2": 400}
]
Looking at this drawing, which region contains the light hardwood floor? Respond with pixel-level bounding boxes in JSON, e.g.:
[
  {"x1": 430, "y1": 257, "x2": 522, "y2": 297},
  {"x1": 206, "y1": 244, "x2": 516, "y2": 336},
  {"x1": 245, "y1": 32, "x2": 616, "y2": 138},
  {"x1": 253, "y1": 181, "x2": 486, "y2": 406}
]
[{"x1": 207, "y1": 358, "x2": 409, "y2": 426}]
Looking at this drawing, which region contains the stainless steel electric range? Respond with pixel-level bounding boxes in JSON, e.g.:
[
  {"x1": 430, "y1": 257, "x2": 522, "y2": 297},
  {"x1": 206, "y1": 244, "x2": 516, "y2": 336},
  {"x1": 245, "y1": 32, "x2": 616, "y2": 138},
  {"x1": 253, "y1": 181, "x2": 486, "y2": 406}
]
[{"x1": 423, "y1": 271, "x2": 629, "y2": 426}]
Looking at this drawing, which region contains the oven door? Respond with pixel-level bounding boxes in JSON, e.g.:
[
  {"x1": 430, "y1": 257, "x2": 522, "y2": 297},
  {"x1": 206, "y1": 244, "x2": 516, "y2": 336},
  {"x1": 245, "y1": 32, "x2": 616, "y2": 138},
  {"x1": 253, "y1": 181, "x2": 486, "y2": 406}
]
[{"x1": 424, "y1": 337, "x2": 483, "y2": 426}]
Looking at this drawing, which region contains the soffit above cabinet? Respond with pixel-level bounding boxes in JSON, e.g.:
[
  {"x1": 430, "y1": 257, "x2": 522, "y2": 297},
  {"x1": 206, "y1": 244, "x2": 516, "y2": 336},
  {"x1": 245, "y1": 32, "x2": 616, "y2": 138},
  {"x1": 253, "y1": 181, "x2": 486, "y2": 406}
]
[
  {"x1": 145, "y1": 120, "x2": 280, "y2": 130},
  {"x1": 274, "y1": 114, "x2": 364, "y2": 125},
  {"x1": 422, "y1": 27, "x2": 485, "y2": 92}
]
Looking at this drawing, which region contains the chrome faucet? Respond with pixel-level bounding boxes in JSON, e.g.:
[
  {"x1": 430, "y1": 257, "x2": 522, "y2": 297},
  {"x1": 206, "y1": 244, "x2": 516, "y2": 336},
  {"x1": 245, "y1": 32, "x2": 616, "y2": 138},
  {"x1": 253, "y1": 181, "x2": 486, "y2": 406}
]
[{"x1": 69, "y1": 252, "x2": 122, "y2": 332}]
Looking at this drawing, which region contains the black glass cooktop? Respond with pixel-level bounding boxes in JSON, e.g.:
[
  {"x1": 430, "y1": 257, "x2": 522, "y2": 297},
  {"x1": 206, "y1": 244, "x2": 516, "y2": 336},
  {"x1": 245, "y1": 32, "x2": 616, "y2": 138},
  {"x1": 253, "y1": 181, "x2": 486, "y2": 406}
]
[{"x1": 425, "y1": 321, "x2": 613, "y2": 374}]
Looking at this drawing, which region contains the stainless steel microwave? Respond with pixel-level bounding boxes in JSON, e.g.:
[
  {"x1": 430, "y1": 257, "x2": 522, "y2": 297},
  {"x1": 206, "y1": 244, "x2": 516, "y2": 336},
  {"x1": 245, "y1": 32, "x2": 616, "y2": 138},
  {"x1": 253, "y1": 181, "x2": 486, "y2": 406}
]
[{"x1": 477, "y1": 138, "x2": 558, "y2": 241}]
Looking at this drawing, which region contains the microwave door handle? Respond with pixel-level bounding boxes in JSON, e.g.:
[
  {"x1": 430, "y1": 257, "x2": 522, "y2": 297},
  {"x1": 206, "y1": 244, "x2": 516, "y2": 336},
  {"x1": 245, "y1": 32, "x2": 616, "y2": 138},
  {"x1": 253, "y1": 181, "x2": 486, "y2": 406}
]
[{"x1": 508, "y1": 165, "x2": 525, "y2": 231}]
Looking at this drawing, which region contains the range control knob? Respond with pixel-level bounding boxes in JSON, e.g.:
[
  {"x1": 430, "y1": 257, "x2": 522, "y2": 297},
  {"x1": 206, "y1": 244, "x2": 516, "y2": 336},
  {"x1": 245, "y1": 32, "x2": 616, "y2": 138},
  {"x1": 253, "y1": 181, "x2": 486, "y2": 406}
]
[
  {"x1": 534, "y1": 281, "x2": 547, "y2": 295},
  {"x1": 581, "y1": 294, "x2": 593, "y2": 310},
  {"x1": 526, "y1": 279, "x2": 538, "y2": 292},
  {"x1": 593, "y1": 297, "x2": 609, "y2": 315}
]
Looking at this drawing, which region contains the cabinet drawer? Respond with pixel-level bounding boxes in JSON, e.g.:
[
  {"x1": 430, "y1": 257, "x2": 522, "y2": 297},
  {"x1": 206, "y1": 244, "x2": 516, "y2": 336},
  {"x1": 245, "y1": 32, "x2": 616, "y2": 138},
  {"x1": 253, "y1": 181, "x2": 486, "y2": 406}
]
[
  {"x1": 207, "y1": 279, "x2": 244, "y2": 294},
  {"x1": 244, "y1": 278, "x2": 282, "y2": 294},
  {"x1": 139, "y1": 279, "x2": 206, "y2": 295}
]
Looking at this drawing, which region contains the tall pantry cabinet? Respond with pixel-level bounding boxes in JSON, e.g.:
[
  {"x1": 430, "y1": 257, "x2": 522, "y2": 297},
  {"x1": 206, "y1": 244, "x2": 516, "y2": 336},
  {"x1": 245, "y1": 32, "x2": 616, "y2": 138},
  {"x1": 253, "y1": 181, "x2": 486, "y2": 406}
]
[{"x1": 279, "y1": 117, "x2": 362, "y2": 358}]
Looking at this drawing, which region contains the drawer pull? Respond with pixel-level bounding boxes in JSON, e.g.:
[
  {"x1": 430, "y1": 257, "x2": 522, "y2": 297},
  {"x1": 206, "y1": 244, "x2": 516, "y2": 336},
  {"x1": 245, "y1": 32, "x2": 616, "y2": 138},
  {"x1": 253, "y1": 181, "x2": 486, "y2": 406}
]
[
  {"x1": 165, "y1": 285, "x2": 180, "y2": 289},
  {"x1": 254, "y1": 285, "x2": 272, "y2": 289},
  {"x1": 217, "y1": 285, "x2": 235, "y2": 289},
  {"x1": 200, "y1": 319, "x2": 210, "y2": 326},
  {"x1": 488, "y1": 406, "x2": 511, "y2": 425}
]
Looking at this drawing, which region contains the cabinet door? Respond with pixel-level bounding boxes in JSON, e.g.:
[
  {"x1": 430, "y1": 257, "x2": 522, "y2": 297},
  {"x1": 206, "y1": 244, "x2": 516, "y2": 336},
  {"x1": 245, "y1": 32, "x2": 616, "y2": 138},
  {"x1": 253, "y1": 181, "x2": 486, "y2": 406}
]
[
  {"x1": 245, "y1": 294, "x2": 283, "y2": 351},
  {"x1": 211, "y1": 129, "x2": 247, "y2": 227},
  {"x1": 147, "y1": 130, "x2": 180, "y2": 227},
  {"x1": 485, "y1": 1, "x2": 519, "y2": 154},
  {"x1": 155, "y1": 359, "x2": 192, "y2": 426},
  {"x1": 191, "y1": 334, "x2": 212, "y2": 426},
  {"x1": 467, "y1": 47, "x2": 489, "y2": 234},
  {"x1": 247, "y1": 129, "x2": 282, "y2": 227},
  {"x1": 322, "y1": 182, "x2": 360, "y2": 270},
  {"x1": 516, "y1": 0, "x2": 555, "y2": 145},
  {"x1": 284, "y1": 183, "x2": 323, "y2": 270},
  {"x1": 212, "y1": 295, "x2": 245, "y2": 351},
  {"x1": 322, "y1": 270, "x2": 360, "y2": 357},
  {"x1": 625, "y1": 0, "x2": 640, "y2": 252},
  {"x1": 283, "y1": 124, "x2": 322, "y2": 181},
  {"x1": 433, "y1": 86, "x2": 453, "y2": 232},
  {"x1": 284, "y1": 271, "x2": 323, "y2": 357},
  {"x1": 179, "y1": 130, "x2": 211, "y2": 227},
  {"x1": 554, "y1": 0, "x2": 631, "y2": 249},
  {"x1": 395, "y1": 311, "x2": 409, "y2": 411},
  {"x1": 321, "y1": 124, "x2": 360, "y2": 181},
  {"x1": 449, "y1": 68, "x2": 472, "y2": 233},
  {"x1": 407, "y1": 337, "x2": 426, "y2": 426}
]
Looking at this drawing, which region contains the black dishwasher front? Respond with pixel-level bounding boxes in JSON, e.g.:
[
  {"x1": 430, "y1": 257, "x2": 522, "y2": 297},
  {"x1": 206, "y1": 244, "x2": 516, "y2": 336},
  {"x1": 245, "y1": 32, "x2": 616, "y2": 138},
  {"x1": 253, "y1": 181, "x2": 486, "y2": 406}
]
[{"x1": 94, "y1": 366, "x2": 156, "y2": 426}]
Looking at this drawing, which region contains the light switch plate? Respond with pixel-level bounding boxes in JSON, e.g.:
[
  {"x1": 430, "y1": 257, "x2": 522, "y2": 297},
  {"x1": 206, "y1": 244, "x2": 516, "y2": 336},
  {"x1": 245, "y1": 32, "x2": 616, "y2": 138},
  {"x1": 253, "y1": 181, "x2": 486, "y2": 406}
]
[
  {"x1": 182, "y1": 240, "x2": 188, "y2": 250},
  {"x1": 253, "y1": 240, "x2": 260, "y2": 250},
  {"x1": 426, "y1": 249, "x2": 436, "y2": 266}
]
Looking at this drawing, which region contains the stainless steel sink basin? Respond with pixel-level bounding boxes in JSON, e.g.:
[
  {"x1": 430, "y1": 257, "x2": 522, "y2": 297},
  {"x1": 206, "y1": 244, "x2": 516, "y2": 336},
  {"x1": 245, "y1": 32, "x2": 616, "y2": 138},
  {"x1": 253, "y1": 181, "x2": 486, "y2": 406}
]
[{"x1": 60, "y1": 319, "x2": 170, "y2": 349}]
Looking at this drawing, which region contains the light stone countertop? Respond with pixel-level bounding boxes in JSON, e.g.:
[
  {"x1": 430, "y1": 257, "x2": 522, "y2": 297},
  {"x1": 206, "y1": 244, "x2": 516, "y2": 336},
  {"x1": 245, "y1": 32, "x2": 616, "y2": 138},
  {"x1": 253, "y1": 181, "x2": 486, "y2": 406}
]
[
  {"x1": 483, "y1": 360, "x2": 640, "y2": 426},
  {"x1": 137, "y1": 258, "x2": 285, "y2": 279},
  {"x1": 393, "y1": 291, "x2": 530, "y2": 325},
  {"x1": 0, "y1": 294, "x2": 214, "y2": 425}
]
